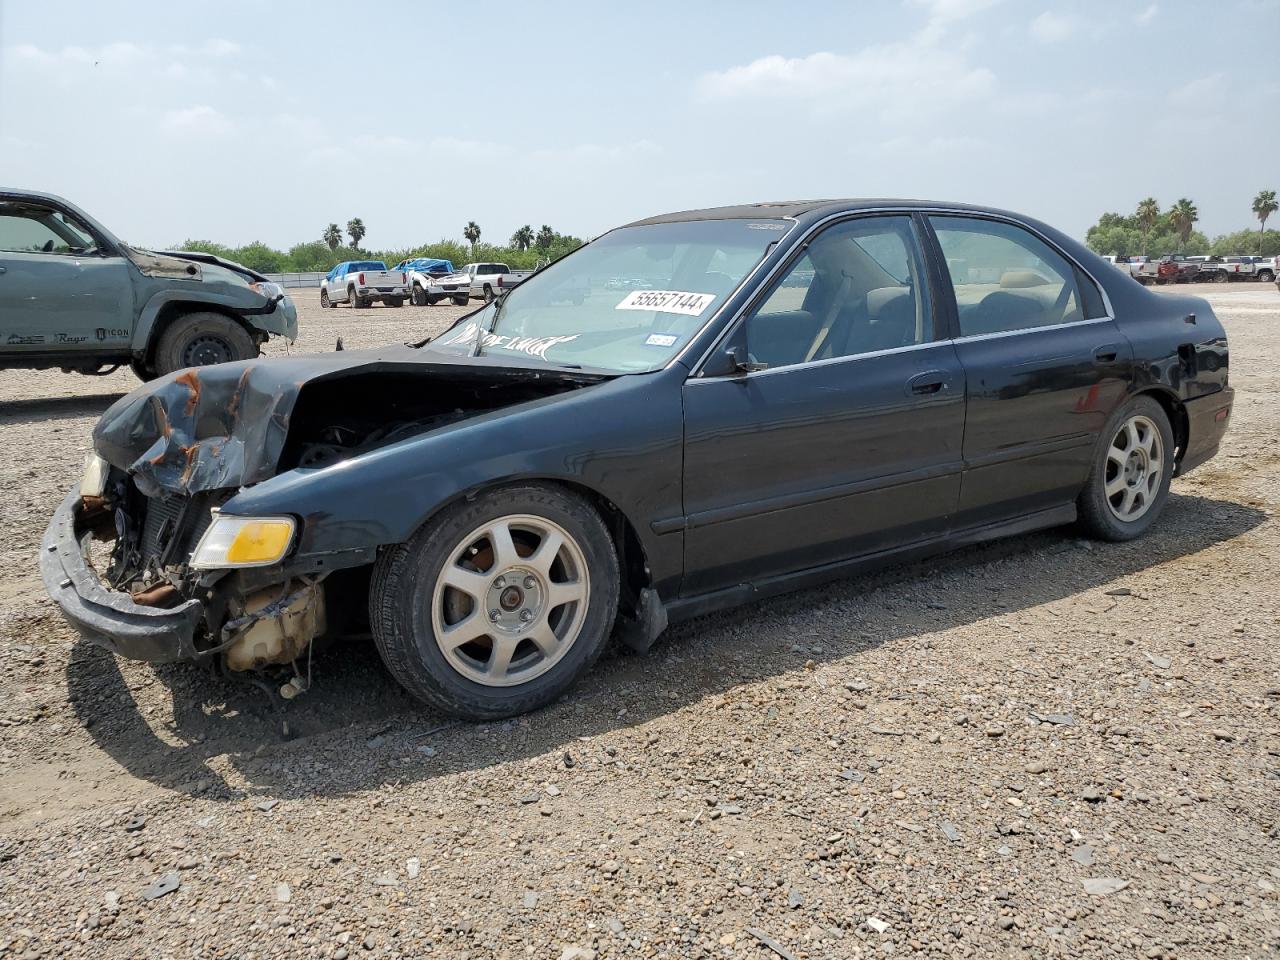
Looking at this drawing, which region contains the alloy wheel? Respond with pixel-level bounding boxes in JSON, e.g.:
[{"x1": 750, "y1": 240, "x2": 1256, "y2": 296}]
[
  {"x1": 430, "y1": 514, "x2": 590, "y2": 687},
  {"x1": 1104, "y1": 414, "x2": 1164, "y2": 522}
]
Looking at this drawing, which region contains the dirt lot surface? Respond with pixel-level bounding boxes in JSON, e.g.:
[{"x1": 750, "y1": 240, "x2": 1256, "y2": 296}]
[{"x1": 1, "y1": 284, "x2": 1278, "y2": 959}]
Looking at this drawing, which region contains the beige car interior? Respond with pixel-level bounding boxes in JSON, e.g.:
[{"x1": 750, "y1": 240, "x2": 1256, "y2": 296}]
[{"x1": 745, "y1": 225, "x2": 926, "y2": 370}]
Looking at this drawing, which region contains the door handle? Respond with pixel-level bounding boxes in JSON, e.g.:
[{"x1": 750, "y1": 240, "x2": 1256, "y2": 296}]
[
  {"x1": 907, "y1": 372, "x2": 947, "y2": 396},
  {"x1": 0, "y1": 266, "x2": 7, "y2": 274},
  {"x1": 1093, "y1": 345, "x2": 1119, "y2": 364}
]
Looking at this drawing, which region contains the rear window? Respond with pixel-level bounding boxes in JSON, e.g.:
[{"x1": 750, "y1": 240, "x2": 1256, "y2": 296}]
[{"x1": 352, "y1": 260, "x2": 386, "y2": 271}]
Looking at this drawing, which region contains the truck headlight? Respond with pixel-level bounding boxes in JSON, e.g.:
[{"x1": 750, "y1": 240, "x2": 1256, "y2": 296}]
[
  {"x1": 249, "y1": 280, "x2": 286, "y2": 300},
  {"x1": 191, "y1": 514, "x2": 296, "y2": 569}
]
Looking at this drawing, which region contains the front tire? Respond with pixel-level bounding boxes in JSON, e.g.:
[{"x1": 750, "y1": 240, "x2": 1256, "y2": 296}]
[
  {"x1": 153, "y1": 312, "x2": 258, "y2": 376},
  {"x1": 321, "y1": 288, "x2": 334, "y2": 308},
  {"x1": 453, "y1": 295, "x2": 468, "y2": 306},
  {"x1": 1256, "y1": 270, "x2": 1274, "y2": 283},
  {"x1": 1077, "y1": 396, "x2": 1175, "y2": 542},
  {"x1": 370, "y1": 484, "x2": 620, "y2": 720}
]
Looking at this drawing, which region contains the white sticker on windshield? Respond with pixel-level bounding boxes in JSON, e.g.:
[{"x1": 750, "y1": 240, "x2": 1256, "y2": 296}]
[
  {"x1": 438, "y1": 321, "x2": 577, "y2": 360},
  {"x1": 644, "y1": 333, "x2": 678, "y2": 347},
  {"x1": 616, "y1": 290, "x2": 716, "y2": 317}
]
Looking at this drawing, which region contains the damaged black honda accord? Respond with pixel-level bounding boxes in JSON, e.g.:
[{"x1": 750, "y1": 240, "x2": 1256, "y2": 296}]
[{"x1": 43, "y1": 201, "x2": 1234, "y2": 719}]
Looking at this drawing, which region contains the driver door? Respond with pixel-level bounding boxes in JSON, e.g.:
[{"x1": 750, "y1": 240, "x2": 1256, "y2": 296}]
[{"x1": 0, "y1": 199, "x2": 133, "y2": 355}]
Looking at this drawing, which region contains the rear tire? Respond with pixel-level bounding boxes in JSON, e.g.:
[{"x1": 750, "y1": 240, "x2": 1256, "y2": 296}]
[
  {"x1": 370, "y1": 484, "x2": 619, "y2": 720},
  {"x1": 350, "y1": 287, "x2": 368, "y2": 309},
  {"x1": 453, "y1": 295, "x2": 468, "y2": 306},
  {"x1": 411, "y1": 285, "x2": 427, "y2": 306},
  {"x1": 1076, "y1": 395, "x2": 1175, "y2": 542},
  {"x1": 153, "y1": 312, "x2": 258, "y2": 376},
  {"x1": 483, "y1": 285, "x2": 495, "y2": 303},
  {"x1": 387, "y1": 297, "x2": 404, "y2": 308},
  {"x1": 1257, "y1": 270, "x2": 1275, "y2": 283}
]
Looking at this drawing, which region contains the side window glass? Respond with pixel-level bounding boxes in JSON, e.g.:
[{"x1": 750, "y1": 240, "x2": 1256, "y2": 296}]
[
  {"x1": 0, "y1": 203, "x2": 96, "y2": 255},
  {"x1": 741, "y1": 216, "x2": 930, "y2": 371},
  {"x1": 929, "y1": 216, "x2": 1084, "y2": 336}
]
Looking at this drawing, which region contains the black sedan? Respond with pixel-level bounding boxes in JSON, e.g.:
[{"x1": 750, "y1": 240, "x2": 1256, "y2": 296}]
[{"x1": 43, "y1": 200, "x2": 1234, "y2": 719}]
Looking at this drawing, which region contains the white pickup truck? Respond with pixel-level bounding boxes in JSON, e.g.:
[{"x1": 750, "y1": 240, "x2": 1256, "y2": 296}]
[
  {"x1": 444, "y1": 262, "x2": 535, "y2": 302},
  {"x1": 319, "y1": 260, "x2": 408, "y2": 309}
]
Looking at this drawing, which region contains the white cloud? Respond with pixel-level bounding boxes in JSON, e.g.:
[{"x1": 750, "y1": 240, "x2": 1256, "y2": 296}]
[
  {"x1": 12, "y1": 41, "x2": 144, "y2": 66},
  {"x1": 162, "y1": 105, "x2": 233, "y2": 138},
  {"x1": 697, "y1": 45, "x2": 995, "y2": 114},
  {"x1": 1135, "y1": 3, "x2": 1159, "y2": 25},
  {"x1": 529, "y1": 140, "x2": 661, "y2": 165},
  {"x1": 1173, "y1": 73, "x2": 1225, "y2": 98},
  {"x1": 907, "y1": 0, "x2": 1002, "y2": 24},
  {"x1": 1029, "y1": 12, "x2": 1075, "y2": 42}
]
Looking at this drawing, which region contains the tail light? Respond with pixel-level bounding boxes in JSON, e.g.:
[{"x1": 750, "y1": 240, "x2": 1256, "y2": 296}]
[
  {"x1": 401, "y1": 272, "x2": 407, "y2": 284},
  {"x1": 497, "y1": 276, "x2": 505, "y2": 289},
  {"x1": 358, "y1": 272, "x2": 365, "y2": 285}
]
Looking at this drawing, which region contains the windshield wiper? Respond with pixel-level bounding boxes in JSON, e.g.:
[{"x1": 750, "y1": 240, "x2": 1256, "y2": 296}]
[{"x1": 471, "y1": 289, "x2": 510, "y2": 357}]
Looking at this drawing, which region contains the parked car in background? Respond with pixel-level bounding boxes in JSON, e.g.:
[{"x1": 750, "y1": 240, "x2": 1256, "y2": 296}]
[
  {"x1": 1197, "y1": 256, "x2": 1257, "y2": 283},
  {"x1": 443, "y1": 262, "x2": 535, "y2": 302},
  {"x1": 43, "y1": 199, "x2": 1234, "y2": 720},
  {"x1": 1249, "y1": 256, "x2": 1277, "y2": 283},
  {"x1": 1156, "y1": 255, "x2": 1201, "y2": 284},
  {"x1": 0, "y1": 188, "x2": 296, "y2": 381},
  {"x1": 320, "y1": 261, "x2": 408, "y2": 308},
  {"x1": 394, "y1": 258, "x2": 469, "y2": 306}
]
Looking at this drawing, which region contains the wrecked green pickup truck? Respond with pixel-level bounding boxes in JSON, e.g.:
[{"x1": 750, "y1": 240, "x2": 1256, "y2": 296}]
[{"x1": 0, "y1": 189, "x2": 297, "y2": 380}]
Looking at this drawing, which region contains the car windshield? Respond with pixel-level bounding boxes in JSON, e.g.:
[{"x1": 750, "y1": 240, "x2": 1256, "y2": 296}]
[
  {"x1": 425, "y1": 218, "x2": 790, "y2": 372},
  {"x1": 353, "y1": 260, "x2": 386, "y2": 271}
]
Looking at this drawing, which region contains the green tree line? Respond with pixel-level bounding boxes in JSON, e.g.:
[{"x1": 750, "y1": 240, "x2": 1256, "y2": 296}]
[
  {"x1": 174, "y1": 221, "x2": 586, "y2": 275},
  {"x1": 1086, "y1": 191, "x2": 1279, "y2": 258}
]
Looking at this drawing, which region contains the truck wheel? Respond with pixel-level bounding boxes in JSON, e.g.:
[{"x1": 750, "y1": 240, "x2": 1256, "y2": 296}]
[
  {"x1": 387, "y1": 297, "x2": 404, "y2": 308},
  {"x1": 350, "y1": 287, "x2": 367, "y2": 309},
  {"x1": 1214, "y1": 271, "x2": 1228, "y2": 283},
  {"x1": 370, "y1": 484, "x2": 620, "y2": 720},
  {"x1": 1258, "y1": 270, "x2": 1275, "y2": 283},
  {"x1": 411, "y1": 285, "x2": 427, "y2": 306},
  {"x1": 483, "y1": 285, "x2": 495, "y2": 303},
  {"x1": 1076, "y1": 395, "x2": 1174, "y2": 543},
  {"x1": 453, "y1": 295, "x2": 468, "y2": 306},
  {"x1": 153, "y1": 312, "x2": 258, "y2": 376},
  {"x1": 321, "y1": 288, "x2": 336, "y2": 308}
]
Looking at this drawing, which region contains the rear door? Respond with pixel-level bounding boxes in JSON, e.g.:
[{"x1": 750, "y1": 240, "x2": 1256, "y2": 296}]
[
  {"x1": 0, "y1": 198, "x2": 134, "y2": 356},
  {"x1": 925, "y1": 214, "x2": 1132, "y2": 529},
  {"x1": 680, "y1": 214, "x2": 966, "y2": 596}
]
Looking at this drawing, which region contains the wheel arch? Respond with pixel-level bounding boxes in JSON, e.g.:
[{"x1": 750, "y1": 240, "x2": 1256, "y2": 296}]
[
  {"x1": 137, "y1": 301, "x2": 260, "y2": 368},
  {"x1": 1132, "y1": 386, "x2": 1189, "y2": 463}
]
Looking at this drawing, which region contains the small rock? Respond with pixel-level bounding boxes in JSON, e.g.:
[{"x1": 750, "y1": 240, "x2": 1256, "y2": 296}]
[
  {"x1": 124, "y1": 815, "x2": 147, "y2": 833},
  {"x1": 140, "y1": 872, "x2": 180, "y2": 902},
  {"x1": 1025, "y1": 761, "x2": 1051, "y2": 774},
  {"x1": 1081, "y1": 877, "x2": 1130, "y2": 895},
  {"x1": 254, "y1": 799, "x2": 279, "y2": 812},
  {"x1": 371, "y1": 872, "x2": 399, "y2": 887},
  {"x1": 998, "y1": 916, "x2": 1016, "y2": 930},
  {"x1": 1145, "y1": 652, "x2": 1172, "y2": 670},
  {"x1": 406, "y1": 857, "x2": 420, "y2": 879},
  {"x1": 1211, "y1": 729, "x2": 1235, "y2": 742},
  {"x1": 176, "y1": 857, "x2": 199, "y2": 870},
  {"x1": 523, "y1": 891, "x2": 539, "y2": 909},
  {"x1": 275, "y1": 883, "x2": 291, "y2": 903},
  {"x1": 517, "y1": 793, "x2": 538, "y2": 805},
  {"x1": 1082, "y1": 786, "x2": 1105, "y2": 802},
  {"x1": 559, "y1": 948, "x2": 596, "y2": 960},
  {"x1": 562, "y1": 752, "x2": 576, "y2": 769},
  {"x1": 940, "y1": 822, "x2": 961, "y2": 843},
  {"x1": 416, "y1": 745, "x2": 437, "y2": 758},
  {"x1": 363, "y1": 933, "x2": 377, "y2": 950},
  {"x1": 545, "y1": 784, "x2": 561, "y2": 797},
  {"x1": 334, "y1": 950, "x2": 349, "y2": 960},
  {"x1": 1031, "y1": 712, "x2": 1075, "y2": 726},
  {"x1": 984, "y1": 725, "x2": 1005, "y2": 738},
  {"x1": 870, "y1": 727, "x2": 906, "y2": 736},
  {"x1": 103, "y1": 891, "x2": 120, "y2": 914},
  {"x1": 925, "y1": 732, "x2": 941, "y2": 744},
  {"x1": 788, "y1": 889, "x2": 805, "y2": 909},
  {"x1": 865, "y1": 916, "x2": 890, "y2": 934},
  {"x1": 1104, "y1": 587, "x2": 1132, "y2": 596},
  {"x1": 996, "y1": 845, "x2": 1013, "y2": 856},
  {"x1": 1071, "y1": 846, "x2": 1095, "y2": 866},
  {"x1": 601, "y1": 859, "x2": 620, "y2": 875},
  {"x1": 838, "y1": 769, "x2": 865, "y2": 783}
]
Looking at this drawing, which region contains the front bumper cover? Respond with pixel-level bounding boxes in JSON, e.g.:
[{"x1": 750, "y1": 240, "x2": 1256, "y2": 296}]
[{"x1": 41, "y1": 489, "x2": 204, "y2": 663}]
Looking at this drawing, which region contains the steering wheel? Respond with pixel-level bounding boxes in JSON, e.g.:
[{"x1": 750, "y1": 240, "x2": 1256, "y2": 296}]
[{"x1": 40, "y1": 239, "x2": 53, "y2": 253}]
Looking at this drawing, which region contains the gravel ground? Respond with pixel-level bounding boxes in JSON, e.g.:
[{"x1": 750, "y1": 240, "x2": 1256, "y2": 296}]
[{"x1": 0, "y1": 284, "x2": 1278, "y2": 959}]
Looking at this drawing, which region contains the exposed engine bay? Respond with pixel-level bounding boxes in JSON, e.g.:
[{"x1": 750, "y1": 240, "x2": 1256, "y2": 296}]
[{"x1": 75, "y1": 353, "x2": 602, "y2": 676}]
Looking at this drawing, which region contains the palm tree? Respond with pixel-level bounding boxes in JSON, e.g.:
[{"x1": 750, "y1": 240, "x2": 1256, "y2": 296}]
[
  {"x1": 346, "y1": 218, "x2": 366, "y2": 250},
  {"x1": 1253, "y1": 190, "x2": 1278, "y2": 253},
  {"x1": 322, "y1": 223, "x2": 342, "y2": 251},
  {"x1": 464, "y1": 221, "x2": 481, "y2": 254},
  {"x1": 510, "y1": 225, "x2": 534, "y2": 251},
  {"x1": 1168, "y1": 199, "x2": 1198, "y2": 252},
  {"x1": 1135, "y1": 198, "x2": 1160, "y2": 257},
  {"x1": 535, "y1": 225, "x2": 555, "y2": 251}
]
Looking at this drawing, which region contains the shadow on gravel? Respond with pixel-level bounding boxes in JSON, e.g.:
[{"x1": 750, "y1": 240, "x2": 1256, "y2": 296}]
[
  {"x1": 65, "y1": 491, "x2": 1266, "y2": 802},
  {"x1": 0, "y1": 392, "x2": 126, "y2": 425}
]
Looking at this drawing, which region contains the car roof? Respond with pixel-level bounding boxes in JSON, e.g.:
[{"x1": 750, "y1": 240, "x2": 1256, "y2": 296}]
[{"x1": 622, "y1": 198, "x2": 1032, "y2": 227}]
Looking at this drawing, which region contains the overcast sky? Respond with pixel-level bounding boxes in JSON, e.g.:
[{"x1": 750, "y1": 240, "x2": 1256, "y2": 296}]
[{"x1": 1, "y1": 0, "x2": 1276, "y2": 250}]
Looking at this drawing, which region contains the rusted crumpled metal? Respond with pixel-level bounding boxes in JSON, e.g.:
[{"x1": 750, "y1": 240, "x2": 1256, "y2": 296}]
[{"x1": 93, "y1": 362, "x2": 298, "y2": 494}]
